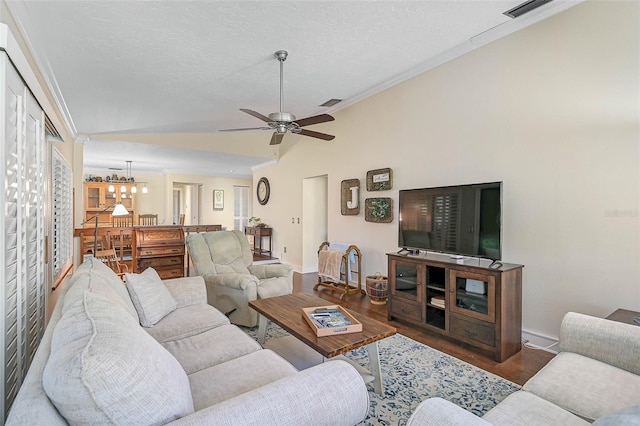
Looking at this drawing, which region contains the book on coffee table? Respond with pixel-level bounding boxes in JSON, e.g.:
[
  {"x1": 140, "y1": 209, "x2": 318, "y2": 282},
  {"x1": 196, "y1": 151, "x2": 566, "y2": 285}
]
[{"x1": 302, "y1": 305, "x2": 363, "y2": 337}]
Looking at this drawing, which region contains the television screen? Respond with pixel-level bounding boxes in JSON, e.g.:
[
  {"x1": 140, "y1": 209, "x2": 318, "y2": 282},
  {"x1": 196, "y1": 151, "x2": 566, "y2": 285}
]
[{"x1": 398, "y1": 182, "x2": 502, "y2": 260}]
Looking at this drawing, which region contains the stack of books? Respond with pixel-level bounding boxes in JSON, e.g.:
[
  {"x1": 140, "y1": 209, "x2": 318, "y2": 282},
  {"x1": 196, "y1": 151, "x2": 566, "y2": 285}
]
[{"x1": 430, "y1": 295, "x2": 445, "y2": 308}]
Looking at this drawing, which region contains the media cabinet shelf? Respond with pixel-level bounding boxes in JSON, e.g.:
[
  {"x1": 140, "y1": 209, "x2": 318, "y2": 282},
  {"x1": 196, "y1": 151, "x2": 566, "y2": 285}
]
[{"x1": 387, "y1": 252, "x2": 523, "y2": 362}]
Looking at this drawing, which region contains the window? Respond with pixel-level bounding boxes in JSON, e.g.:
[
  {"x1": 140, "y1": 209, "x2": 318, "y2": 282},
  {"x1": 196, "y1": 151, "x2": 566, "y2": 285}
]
[
  {"x1": 233, "y1": 186, "x2": 249, "y2": 231},
  {"x1": 52, "y1": 148, "x2": 73, "y2": 286}
]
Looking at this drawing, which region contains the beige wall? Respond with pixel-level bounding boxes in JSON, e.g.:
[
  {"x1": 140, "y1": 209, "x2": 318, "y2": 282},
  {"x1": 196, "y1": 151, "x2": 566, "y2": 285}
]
[
  {"x1": 164, "y1": 173, "x2": 252, "y2": 230},
  {"x1": 253, "y1": 1, "x2": 640, "y2": 338}
]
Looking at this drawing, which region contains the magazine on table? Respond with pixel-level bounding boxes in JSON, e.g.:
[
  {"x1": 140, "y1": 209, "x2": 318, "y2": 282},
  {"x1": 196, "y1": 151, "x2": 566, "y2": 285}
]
[{"x1": 302, "y1": 305, "x2": 363, "y2": 336}]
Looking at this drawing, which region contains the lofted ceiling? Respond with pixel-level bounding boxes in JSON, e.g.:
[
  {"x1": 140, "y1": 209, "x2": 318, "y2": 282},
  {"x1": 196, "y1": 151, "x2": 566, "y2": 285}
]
[{"x1": 6, "y1": 0, "x2": 578, "y2": 177}]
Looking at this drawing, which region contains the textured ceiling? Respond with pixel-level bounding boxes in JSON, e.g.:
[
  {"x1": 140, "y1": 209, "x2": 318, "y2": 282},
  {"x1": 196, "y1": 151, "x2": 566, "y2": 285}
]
[{"x1": 6, "y1": 0, "x2": 578, "y2": 177}]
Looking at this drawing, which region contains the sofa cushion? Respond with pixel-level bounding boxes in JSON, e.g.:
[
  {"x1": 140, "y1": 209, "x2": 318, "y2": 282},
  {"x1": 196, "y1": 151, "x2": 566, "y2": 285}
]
[
  {"x1": 482, "y1": 391, "x2": 589, "y2": 426},
  {"x1": 126, "y1": 267, "x2": 177, "y2": 327},
  {"x1": 145, "y1": 303, "x2": 230, "y2": 343},
  {"x1": 42, "y1": 291, "x2": 194, "y2": 425},
  {"x1": 162, "y1": 324, "x2": 261, "y2": 374},
  {"x1": 407, "y1": 398, "x2": 492, "y2": 425},
  {"x1": 188, "y1": 349, "x2": 297, "y2": 410},
  {"x1": 523, "y1": 352, "x2": 640, "y2": 421},
  {"x1": 66, "y1": 256, "x2": 139, "y2": 321},
  {"x1": 592, "y1": 405, "x2": 640, "y2": 426}
]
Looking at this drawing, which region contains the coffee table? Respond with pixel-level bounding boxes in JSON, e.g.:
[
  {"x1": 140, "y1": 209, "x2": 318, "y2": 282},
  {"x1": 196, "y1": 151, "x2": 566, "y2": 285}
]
[{"x1": 249, "y1": 292, "x2": 396, "y2": 394}]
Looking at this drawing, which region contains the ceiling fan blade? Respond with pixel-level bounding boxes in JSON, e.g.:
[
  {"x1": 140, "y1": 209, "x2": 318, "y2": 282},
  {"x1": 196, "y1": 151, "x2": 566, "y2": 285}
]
[
  {"x1": 270, "y1": 132, "x2": 285, "y2": 145},
  {"x1": 219, "y1": 126, "x2": 270, "y2": 132},
  {"x1": 298, "y1": 129, "x2": 335, "y2": 141},
  {"x1": 240, "y1": 108, "x2": 272, "y2": 123},
  {"x1": 295, "y1": 114, "x2": 335, "y2": 127}
]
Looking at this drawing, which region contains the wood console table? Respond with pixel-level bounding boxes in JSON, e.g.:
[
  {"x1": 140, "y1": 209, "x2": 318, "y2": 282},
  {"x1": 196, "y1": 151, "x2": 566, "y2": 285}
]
[{"x1": 245, "y1": 226, "x2": 272, "y2": 258}]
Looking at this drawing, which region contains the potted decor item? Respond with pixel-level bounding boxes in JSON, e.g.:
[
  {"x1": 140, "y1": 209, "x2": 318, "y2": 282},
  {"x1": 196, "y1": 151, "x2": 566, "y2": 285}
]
[
  {"x1": 248, "y1": 217, "x2": 261, "y2": 227},
  {"x1": 365, "y1": 273, "x2": 389, "y2": 305}
]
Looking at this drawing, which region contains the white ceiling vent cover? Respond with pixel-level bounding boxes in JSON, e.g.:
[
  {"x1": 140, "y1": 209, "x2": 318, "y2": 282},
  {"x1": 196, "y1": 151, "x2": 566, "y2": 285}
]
[{"x1": 504, "y1": 0, "x2": 553, "y2": 18}]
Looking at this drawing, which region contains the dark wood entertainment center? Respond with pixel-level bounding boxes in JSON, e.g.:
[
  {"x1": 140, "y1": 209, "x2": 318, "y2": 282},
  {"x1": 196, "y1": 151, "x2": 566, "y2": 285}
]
[{"x1": 387, "y1": 252, "x2": 523, "y2": 362}]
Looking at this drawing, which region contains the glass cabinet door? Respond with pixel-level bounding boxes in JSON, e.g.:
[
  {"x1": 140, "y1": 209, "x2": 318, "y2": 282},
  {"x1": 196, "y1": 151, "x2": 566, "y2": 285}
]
[
  {"x1": 390, "y1": 259, "x2": 423, "y2": 302},
  {"x1": 86, "y1": 186, "x2": 101, "y2": 209},
  {"x1": 449, "y1": 270, "x2": 495, "y2": 323}
]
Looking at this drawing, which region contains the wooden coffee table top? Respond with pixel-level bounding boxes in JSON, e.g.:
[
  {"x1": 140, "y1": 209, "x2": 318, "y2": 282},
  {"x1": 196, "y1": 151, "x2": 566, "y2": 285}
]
[{"x1": 249, "y1": 292, "x2": 397, "y2": 358}]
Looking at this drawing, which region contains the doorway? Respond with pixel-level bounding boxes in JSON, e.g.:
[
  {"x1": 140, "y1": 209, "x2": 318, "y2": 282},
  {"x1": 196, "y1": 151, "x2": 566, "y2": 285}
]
[
  {"x1": 172, "y1": 182, "x2": 203, "y2": 225},
  {"x1": 302, "y1": 175, "x2": 328, "y2": 273}
]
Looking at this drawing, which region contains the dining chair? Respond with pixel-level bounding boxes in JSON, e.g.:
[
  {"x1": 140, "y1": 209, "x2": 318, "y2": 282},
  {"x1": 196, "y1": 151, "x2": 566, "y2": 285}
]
[
  {"x1": 94, "y1": 248, "x2": 128, "y2": 280},
  {"x1": 138, "y1": 213, "x2": 158, "y2": 226},
  {"x1": 112, "y1": 214, "x2": 133, "y2": 227}
]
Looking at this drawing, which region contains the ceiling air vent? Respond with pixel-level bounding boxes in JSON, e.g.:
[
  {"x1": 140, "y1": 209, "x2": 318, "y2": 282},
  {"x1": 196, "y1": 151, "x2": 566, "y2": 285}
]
[
  {"x1": 504, "y1": 0, "x2": 553, "y2": 18},
  {"x1": 319, "y1": 99, "x2": 342, "y2": 107}
]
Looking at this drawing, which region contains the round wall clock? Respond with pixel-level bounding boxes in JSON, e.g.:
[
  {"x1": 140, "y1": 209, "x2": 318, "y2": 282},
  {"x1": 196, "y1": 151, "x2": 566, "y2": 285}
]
[{"x1": 257, "y1": 177, "x2": 270, "y2": 205}]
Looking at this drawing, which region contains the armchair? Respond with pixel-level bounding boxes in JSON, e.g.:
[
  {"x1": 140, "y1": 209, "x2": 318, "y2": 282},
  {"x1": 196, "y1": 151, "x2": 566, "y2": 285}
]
[{"x1": 186, "y1": 230, "x2": 293, "y2": 326}]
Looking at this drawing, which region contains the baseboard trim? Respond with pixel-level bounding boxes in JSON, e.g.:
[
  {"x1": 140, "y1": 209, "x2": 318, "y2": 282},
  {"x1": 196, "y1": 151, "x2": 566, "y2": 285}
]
[{"x1": 522, "y1": 329, "x2": 559, "y2": 354}]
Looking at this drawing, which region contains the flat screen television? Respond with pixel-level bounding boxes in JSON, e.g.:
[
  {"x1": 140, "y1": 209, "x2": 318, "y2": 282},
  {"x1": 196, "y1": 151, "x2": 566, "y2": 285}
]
[{"x1": 398, "y1": 182, "x2": 502, "y2": 260}]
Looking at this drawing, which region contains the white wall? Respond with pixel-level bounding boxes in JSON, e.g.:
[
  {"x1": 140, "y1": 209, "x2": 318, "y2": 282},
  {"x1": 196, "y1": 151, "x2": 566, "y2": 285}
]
[{"x1": 253, "y1": 1, "x2": 640, "y2": 338}]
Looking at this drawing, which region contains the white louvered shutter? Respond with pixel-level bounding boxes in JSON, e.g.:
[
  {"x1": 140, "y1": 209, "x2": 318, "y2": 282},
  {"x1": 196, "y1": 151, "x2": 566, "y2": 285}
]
[{"x1": 0, "y1": 52, "x2": 47, "y2": 421}]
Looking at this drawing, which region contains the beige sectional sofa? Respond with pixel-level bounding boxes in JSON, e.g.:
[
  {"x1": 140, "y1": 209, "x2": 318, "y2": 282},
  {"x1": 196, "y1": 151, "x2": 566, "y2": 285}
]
[
  {"x1": 407, "y1": 312, "x2": 640, "y2": 425},
  {"x1": 6, "y1": 257, "x2": 369, "y2": 425}
]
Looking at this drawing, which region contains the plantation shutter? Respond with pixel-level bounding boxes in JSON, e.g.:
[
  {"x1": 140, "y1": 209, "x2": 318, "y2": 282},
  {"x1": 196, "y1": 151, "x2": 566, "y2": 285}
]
[
  {"x1": 52, "y1": 148, "x2": 73, "y2": 286},
  {"x1": 0, "y1": 52, "x2": 47, "y2": 421},
  {"x1": 233, "y1": 186, "x2": 249, "y2": 231}
]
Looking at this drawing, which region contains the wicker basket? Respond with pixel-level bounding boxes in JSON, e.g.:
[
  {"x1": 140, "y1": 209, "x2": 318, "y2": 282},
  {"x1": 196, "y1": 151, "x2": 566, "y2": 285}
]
[{"x1": 365, "y1": 273, "x2": 389, "y2": 305}]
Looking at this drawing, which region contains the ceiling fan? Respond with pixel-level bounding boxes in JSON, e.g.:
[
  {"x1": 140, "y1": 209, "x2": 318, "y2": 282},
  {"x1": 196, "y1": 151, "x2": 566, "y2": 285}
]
[{"x1": 221, "y1": 50, "x2": 335, "y2": 145}]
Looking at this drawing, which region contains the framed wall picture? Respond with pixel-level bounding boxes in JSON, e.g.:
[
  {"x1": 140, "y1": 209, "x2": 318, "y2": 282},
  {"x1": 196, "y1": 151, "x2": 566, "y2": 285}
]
[
  {"x1": 366, "y1": 168, "x2": 393, "y2": 191},
  {"x1": 341, "y1": 179, "x2": 360, "y2": 215},
  {"x1": 365, "y1": 198, "x2": 393, "y2": 223},
  {"x1": 213, "y1": 189, "x2": 224, "y2": 210}
]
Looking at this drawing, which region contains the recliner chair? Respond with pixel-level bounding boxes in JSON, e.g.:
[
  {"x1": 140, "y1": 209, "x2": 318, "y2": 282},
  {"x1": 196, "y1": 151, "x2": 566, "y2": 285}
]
[{"x1": 186, "y1": 230, "x2": 293, "y2": 327}]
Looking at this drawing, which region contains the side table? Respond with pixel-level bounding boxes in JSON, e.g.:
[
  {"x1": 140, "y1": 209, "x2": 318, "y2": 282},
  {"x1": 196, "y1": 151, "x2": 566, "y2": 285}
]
[
  {"x1": 605, "y1": 308, "x2": 640, "y2": 325},
  {"x1": 245, "y1": 226, "x2": 272, "y2": 258}
]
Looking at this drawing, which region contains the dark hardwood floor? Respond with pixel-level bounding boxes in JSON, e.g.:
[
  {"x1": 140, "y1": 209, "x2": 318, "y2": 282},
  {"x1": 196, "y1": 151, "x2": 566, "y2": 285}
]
[{"x1": 294, "y1": 272, "x2": 554, "y2": 386}]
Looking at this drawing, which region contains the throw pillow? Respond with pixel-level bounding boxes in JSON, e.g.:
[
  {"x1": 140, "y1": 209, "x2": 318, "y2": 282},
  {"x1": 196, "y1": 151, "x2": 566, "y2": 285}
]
[
  {"x1": 43, "y1": 291, "x2": 194, "y2": 424},
  {"x1": 125, "y1": 267, "x2": 177, "y2": 327}
]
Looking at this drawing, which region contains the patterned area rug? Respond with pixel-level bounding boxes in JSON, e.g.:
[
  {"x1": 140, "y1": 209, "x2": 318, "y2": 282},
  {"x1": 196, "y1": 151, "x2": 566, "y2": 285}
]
[{"x1": 242, "y1": 324, "x2": 520, "y2": 425}]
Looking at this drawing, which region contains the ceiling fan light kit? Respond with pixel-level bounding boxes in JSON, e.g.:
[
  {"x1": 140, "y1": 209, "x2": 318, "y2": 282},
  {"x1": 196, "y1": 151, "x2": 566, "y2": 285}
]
[{"x1": 221, "y1": 50, "x2": 336, "y2": 145}]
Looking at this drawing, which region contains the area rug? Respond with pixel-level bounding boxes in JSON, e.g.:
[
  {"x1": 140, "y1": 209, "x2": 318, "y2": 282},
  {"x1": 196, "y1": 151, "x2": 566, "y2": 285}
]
[{"x1": 243, "y1": 324, "x2": 520, "y2": 425}]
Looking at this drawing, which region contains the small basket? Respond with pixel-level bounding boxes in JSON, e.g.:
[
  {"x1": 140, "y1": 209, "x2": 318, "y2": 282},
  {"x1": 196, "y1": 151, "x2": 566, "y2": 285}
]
[{"x1": 366, "y1": 273, "x2": 389, "y2": 305}]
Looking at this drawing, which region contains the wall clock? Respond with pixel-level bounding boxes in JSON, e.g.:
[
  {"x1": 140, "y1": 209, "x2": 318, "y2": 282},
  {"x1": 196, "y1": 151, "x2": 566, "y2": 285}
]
[{"x1": 257, "y1": 177, "x2": 270, "y2": 205}]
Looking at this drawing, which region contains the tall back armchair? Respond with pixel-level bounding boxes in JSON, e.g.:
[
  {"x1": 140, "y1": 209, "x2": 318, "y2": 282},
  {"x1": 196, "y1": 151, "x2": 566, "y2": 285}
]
[{"x1": 186, "y1": 230, "x2": 293, "y2": 327}]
